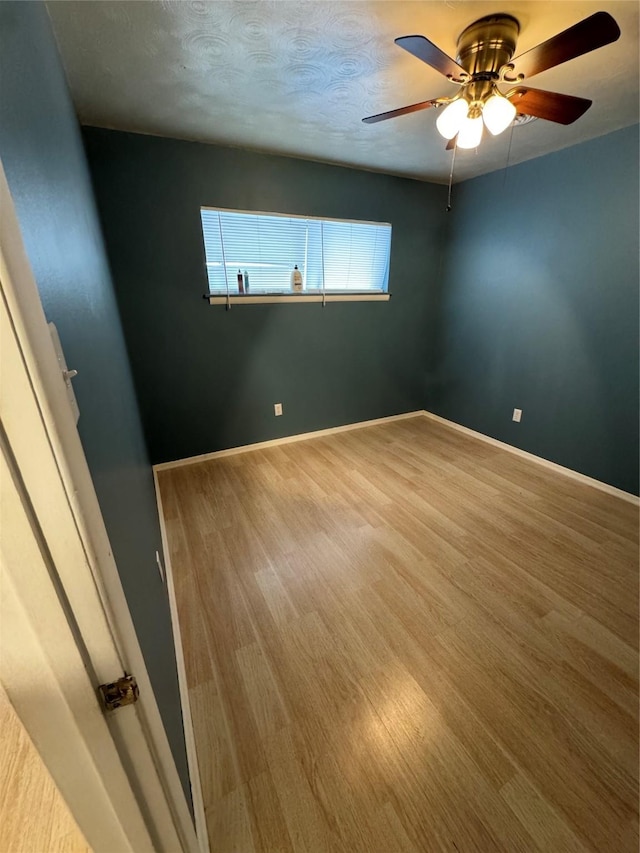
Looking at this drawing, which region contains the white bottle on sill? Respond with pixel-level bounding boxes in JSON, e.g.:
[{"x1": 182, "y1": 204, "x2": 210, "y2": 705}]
[{"x1": 291, "y1": 265, "x2": 303, "y2": 292}]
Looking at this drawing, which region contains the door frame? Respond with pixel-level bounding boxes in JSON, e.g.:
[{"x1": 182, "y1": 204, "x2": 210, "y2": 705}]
[{"x1": 0, "y1": 161, "x2": 206, "y2": 852}]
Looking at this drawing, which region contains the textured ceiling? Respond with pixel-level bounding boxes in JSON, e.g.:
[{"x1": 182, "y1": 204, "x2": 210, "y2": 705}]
[{"x1": 47, "y1": 1, "x2": 639, "y2": 183}]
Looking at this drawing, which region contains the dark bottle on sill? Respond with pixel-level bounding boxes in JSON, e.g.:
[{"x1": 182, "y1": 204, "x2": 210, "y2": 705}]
[{"x1": 237, "y1": 269, "x2": 244, "y2": 294}]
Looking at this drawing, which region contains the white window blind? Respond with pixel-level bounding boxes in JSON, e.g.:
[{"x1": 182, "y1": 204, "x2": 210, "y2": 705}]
[{"x1": 200, "y1": 208, "x2": 391, "y2": 295}]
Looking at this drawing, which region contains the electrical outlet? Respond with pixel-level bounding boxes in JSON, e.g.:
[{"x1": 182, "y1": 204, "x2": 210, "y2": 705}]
[
  {"x1": 512, "y1": 408, "x2": 522, "y2": 423},
  {"x1": 274, "y1": 402, "x2": 283, "y2": 416}
]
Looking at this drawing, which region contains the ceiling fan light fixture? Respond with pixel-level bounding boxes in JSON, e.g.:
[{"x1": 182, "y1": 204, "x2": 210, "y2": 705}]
[
  {"x1": 482, "y1": 92, "x2": 517, "y2": 135},
  {"x1": 456, "y1": 114, "x2": 484, "y2": 149},
  {"x1": 436, "y1": 98, "x2": 469, "y2": 139},
  {"x1": 363, "y1": 11, "x2": 619, "y2": 157}
]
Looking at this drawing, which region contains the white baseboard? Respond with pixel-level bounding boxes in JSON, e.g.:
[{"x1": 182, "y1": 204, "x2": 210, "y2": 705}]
[
  {"x1": 152, "y1": 411, "x2": 424, "y2": 472},
  {"x1": 153, "y1": 407, "x2": 638, "y2": 507},
  {"x1": 421, "y1": 410, "x2": 639, "y2": 506},
  {"x1": 152, "y1": 472, "x2": 210, "y2": 853}
]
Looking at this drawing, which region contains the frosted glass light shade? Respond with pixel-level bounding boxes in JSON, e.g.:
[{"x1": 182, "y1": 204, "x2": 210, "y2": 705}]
[
  {"x1": 456, "y1": 115, "x2": 483, "y2": 149},
  {"x1": 483, "y1": 94, "x2": 517, "y2": 135},
  {"x1": 436, "y1": 99, "x2": 469, "y2": 140}
]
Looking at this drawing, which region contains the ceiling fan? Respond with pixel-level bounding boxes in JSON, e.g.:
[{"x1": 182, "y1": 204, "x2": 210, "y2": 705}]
[{"x1": 362, "y1": 11, "x2": 621, "y2": 149}]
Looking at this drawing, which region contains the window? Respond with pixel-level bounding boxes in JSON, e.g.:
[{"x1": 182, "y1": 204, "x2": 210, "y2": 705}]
[{"x1": 200, "y1": 207, "x2": 392, "y2": 301}]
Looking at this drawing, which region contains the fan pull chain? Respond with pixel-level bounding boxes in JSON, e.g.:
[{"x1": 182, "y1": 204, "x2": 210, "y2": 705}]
[
  {"x1": 502, "y1": 122, "x2": 516, "y2": 190},
  {"x1": 446, "y1": 140, "x2": 457, "y2": 212}
]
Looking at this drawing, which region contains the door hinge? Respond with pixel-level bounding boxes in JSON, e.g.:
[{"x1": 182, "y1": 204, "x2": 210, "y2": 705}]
[{"x1": 98, "y1": 674, "x2": 139, "y2": 711}]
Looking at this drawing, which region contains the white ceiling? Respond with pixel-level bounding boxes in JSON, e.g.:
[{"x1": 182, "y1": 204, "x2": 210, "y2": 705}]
[{"x1": 48, "y1": 1, "x2": 639, "y2": 184}]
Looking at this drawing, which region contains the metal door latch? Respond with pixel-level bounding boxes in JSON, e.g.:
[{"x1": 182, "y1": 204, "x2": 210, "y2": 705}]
[{"x1": 98, "y1": 674, "x2": 139, "y2": 711}]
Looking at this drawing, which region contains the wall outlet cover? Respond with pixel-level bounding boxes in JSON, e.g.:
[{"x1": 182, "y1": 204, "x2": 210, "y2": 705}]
[
  {"x1": 512, "y1": 408, "x2": 522, "y2": 423},
  {"x1": 274, "y1": 403, "x2": 283, "y2": 416}
]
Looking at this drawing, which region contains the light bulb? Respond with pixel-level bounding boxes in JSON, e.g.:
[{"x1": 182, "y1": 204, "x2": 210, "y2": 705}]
[
  {"x1": 482, "y1": 93, "x2": 516, "y2": 136},
  {"x1": 456, "y1": 115, "x2": 483, "y2": 149},
  {"x1": 436, "y1": 98, "x2": 469, "y2": 140}
]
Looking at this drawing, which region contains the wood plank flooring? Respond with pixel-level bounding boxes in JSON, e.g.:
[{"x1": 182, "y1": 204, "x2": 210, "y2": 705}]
[
  {"x1": 0, "y1": 683, "x2": 90, "y2": 853},
  {"x1": 158, "y1": 416, "x2": 639, "y2": 853}
]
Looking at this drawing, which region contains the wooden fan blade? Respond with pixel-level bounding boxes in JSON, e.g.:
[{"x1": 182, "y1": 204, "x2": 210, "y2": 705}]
[
  {"x1": 509, "y1": 12, "x2": 620, "y2": 80},
  {"x1": 362, "y1": 99, "x2": 439, "y2": 124},
  {"x1": 395, "y1": 35, "x2": 468, "y2": 82},
  {"x1": 508, "y1": 87, "x2": 592, "y2": 125}
]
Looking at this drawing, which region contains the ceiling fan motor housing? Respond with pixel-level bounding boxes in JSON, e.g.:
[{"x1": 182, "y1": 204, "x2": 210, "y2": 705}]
[
  {"x1": 455, "y1": 14, "x2": 520, "y2": 106},
  {"x1": 456, "y1": 14, "x2": 520, "y2": 76}
]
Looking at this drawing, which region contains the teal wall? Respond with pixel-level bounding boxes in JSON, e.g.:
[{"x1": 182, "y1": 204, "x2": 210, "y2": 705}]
[
  {"x1": 83, "y1": 128, "x2": 448, "y2": 464},
  {"x1": 85, "y1": 125, "x2": 639, "y2": 494},
  {"x1": 431, "y1": 125, "x2": 639, "y2": 495},
  {"x1": 3, "y1": 3, "x2": 635, "y2": 826},
  {"x1": 0, "y1": 2, "x2": 191, "y2": 801}
]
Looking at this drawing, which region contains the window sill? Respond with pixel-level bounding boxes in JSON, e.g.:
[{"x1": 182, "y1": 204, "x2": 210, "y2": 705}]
[{"x1": 206, "y1": 292, "x2": 390, "y2": 305}]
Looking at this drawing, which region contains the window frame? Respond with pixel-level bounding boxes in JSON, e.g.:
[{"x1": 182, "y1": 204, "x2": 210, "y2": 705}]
[{"x1": 200, "y1": 206, "x2": 392, "y2": 306}]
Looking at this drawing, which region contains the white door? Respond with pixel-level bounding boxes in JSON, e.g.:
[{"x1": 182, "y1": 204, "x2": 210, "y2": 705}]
[{"x1": 0, "y1": 162, "x2": 201, "y2": 853}]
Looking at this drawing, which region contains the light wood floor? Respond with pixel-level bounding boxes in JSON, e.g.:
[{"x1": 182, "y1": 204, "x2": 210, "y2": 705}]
[
  {"x1": 158, "y1": 416, "x2": 639, "y2": 853},
  {"x1": 0, "y1": 683, "x2": 90, "y2": 853}
]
